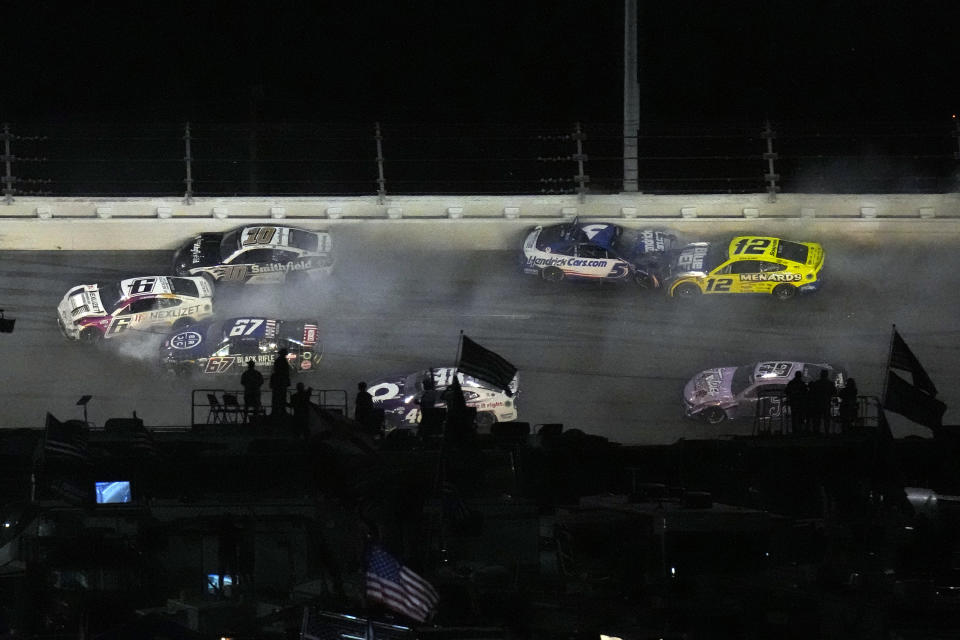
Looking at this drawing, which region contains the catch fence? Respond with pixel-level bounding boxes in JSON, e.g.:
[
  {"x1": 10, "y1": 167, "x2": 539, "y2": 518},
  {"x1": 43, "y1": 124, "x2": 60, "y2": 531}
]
[{"x1": 3, "y1": 118, "x2": 959, "y2": 202}]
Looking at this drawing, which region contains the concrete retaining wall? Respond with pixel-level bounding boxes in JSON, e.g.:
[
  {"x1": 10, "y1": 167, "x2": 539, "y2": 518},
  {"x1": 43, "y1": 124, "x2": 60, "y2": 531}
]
[{"x1": 2, "y1": 193, "x2": 959, "y2": 250}]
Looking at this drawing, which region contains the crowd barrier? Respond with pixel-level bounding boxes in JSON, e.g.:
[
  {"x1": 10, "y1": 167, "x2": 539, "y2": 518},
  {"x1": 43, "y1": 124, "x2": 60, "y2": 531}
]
[{"x1": 1, "y1": 193, "x2": 959, "y2": 250}]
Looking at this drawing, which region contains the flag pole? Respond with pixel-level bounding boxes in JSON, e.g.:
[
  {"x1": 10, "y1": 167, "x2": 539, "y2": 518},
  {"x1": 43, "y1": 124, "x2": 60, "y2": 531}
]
[
  {"x1": 454, "y1": 330, "x2": 464, "y2": 375},
  {"x1": 881, "y1": 324, "x2": 896, "y2": 404}
]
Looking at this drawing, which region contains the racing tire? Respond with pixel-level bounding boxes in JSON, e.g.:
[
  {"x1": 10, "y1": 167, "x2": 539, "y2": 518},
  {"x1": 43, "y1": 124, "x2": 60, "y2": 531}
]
[
  {"x1": 540, "y1": 267, "x2": 565, "y2": 283},
  {"x1": 474, "y1": 411, "x2": 498, "y2": 431},
  {"x1": 79, "y1": 328, "x2": 102, "y2": 345},
  {"x1": 673, "y1": 282, "x2": 701, "y2": 299},
  {"x1": 633, "y1": 271, "x2": 655, "y2": 289},
  {"x1": 200, "y1": 272, "x2": 216, "y2": 289},
  {"x1": 773, "y1": 284, "x2": 797, "y2": 301},
  {"x1": 702, "y1": 406, "x2": 727, "y2": 425}
]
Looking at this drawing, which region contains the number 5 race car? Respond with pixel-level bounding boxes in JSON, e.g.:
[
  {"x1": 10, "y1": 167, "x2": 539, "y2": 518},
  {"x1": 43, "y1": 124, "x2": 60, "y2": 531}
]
[
  {"x1": 521, "y1": 218, "x2": 677, "y2": 287},
  {"x1": 159, "y1": 316, "x2": 322, "y2": 376},
  {"x1": 57, "y1": 276, "x2": 215, "y2": 343},
  {"x1": 173, "y1": 225, "x2": 333, "y2": 286},
  {"x1": 662, "y1": 236, "x2": 824, "y2": 300}
]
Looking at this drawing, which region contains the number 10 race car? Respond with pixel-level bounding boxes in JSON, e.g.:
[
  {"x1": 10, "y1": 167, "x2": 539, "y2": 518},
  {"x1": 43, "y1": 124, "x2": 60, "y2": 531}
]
[
  {"x1": 159, "y1": 317, "x2": 322, "y2": 376},
  {"x1": 173, "y1": 225, "x2": 333, "y2": 286},
  {"x1": 57, "y1": 276, "x2": 215, "y2": 343}
]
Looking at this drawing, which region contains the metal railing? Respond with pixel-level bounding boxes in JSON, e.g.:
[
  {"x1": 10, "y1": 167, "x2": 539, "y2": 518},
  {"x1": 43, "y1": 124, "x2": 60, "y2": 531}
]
[
  {"x1": 2, "y1": 118, "x2": 957, "y2": 202},
  {"x1": 191, "y1": 388, "x2": 348, "y2": 427}
]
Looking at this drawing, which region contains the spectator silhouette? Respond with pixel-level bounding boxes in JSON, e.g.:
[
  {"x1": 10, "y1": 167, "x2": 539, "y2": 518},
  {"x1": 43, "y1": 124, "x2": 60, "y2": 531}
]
[
  {"x1": 808, "y1": 369, "x2": 836, "y2": 435},
  {"x1": 270, "y1": 348, "x2": 291, "y2": 419},
  {"x1": 355, "y1": 381, "x2": 374, "y2": 427},
  {"x1": 240, "y1": 360, "x2": 264, "y2": 423},
  {"x1": 419, "y1": 375, "x2": 438, "y2": 410},
  {"x1": 784, "y1": 370, "x2": 808, "y2": 435},
  {"x1": 838, "y1": 377, "x2": 859, "y2": 432},
  {"x1": 290, "y1": 382, "x2": 313, "y2": 436}
]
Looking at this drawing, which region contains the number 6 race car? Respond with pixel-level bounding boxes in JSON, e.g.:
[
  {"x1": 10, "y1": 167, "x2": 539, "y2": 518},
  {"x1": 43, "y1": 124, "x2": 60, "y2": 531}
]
[
  {"x1": 159, "y1": 316, "x2": 322, "y2": 376},
  {"x1": 173, "y1": 225, "x2": 333, "y2": 286},
  {"x1": 662, "y1": 236, "x2": 824, "y2": 301},
  {"x1": 521, "y1": 218, "x2": 677, "y2": 287},
  {"x1": 57, "y1": 276, "x2": 215, "y2": 343}
]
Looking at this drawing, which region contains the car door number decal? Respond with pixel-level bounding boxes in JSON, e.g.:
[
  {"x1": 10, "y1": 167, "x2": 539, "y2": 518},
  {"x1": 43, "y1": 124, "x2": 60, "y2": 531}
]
[
  {"x1": 106, "y1": 316, "x2": 134, "y2": 335},
  {"x1": 732, "y1": 238, "x2": 771, "y2": 255},
  {"x1": 705, "y1": 278, "x2": 733, "y2": 292},
  {"x1": 221, "y1": 265, "x2": 248, "y2": 281},
  {"x1": 204, "y1": 357, "x2": 236, "y2": 373}
]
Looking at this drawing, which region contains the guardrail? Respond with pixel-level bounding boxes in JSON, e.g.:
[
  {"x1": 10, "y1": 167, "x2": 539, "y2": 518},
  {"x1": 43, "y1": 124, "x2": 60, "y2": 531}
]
[{"x1": 2, "y1": 193, "x2": 960, "y2": 251}]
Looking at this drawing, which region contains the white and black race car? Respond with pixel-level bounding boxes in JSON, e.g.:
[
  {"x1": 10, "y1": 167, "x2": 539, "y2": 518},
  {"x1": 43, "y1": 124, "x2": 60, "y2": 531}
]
[
  {"x1": 521, "y1": 218, "x2": 676, "y2": 287},
  {"x1": 57, "y1": 276, "x2": 215, "y2": 343},
  {"x1": 368, "y1": 367, "x2": 519, "y2": 431},
  {"x1": 173, "y1": 225, "x2": 333, "y2": 285}
]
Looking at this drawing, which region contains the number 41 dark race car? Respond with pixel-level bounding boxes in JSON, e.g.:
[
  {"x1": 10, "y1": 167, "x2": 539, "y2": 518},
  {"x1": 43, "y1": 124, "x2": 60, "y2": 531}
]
[{"x1": 159, "y1": 316, "x2": 322, "y2": 376}]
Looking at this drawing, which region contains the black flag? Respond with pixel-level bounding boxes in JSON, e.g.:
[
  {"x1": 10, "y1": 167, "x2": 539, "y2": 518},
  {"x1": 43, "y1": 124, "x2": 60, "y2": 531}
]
[
  {"x1": 889, "y1": 328, "x2": 938, "y2": 397},
  {"x1": 458, "y1": 335, "x2": 518, "y2": 396},
  {"x1": 883, "y1": 370, "x2": 946, "y2": 430}
]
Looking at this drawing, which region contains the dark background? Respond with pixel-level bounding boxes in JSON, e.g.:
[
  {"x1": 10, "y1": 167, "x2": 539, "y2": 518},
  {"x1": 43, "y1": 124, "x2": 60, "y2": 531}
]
[{"x1": 4, "y1": 1, "x2": 959, "y2": 124}]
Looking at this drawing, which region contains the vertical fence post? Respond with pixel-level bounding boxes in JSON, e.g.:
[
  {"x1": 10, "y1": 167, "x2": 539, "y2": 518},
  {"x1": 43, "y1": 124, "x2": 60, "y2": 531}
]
[
  {"x1": 573, "y1": 122, "x2": 588, "y2": 203},
  {"x1": 183, "y1": 122, "x2": 194, "y2": 204},
  {"x1": 1, "y1": 123, "x2": 13, "y2": 204},
  {"x1": 375, "y1": 121, "x2": 387, "y2": 204},
  {"x1": 762, "y1": 119, "x2": 779, "y2": 202}
]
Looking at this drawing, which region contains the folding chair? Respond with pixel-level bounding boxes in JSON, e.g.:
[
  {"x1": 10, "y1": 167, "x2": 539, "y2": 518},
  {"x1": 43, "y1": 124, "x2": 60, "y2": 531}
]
[
  {"x1": 222, "y1": 393, "x2": 243, "y2": 424},
  {"x1": 207, "y1": 393, "x2": 227, "y2": 424}
]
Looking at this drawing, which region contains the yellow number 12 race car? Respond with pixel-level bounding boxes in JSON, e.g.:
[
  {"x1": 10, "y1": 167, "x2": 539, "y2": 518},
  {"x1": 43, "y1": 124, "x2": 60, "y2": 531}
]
[{"x1": 662, "y1": 236, "x2": 824, "y2": 301}]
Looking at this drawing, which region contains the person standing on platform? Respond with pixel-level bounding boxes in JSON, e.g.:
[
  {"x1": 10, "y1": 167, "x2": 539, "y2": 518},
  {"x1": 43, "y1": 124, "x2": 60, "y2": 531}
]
[{"x1": 270, "y1": 348, "x2": 291, "y2": 420}]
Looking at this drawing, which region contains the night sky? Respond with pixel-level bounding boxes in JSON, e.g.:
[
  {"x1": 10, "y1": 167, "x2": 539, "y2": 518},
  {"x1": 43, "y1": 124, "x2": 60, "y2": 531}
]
[{"x1": 5, "y1": 1, "x2": 959, "y2": 125}]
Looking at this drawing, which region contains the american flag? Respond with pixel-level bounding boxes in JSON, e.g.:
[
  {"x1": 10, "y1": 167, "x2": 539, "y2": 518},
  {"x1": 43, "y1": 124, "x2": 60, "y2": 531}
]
[
  {"x1": 365, "y1": 543, "x2": 439, "y2": 623},
  {"x1": 43, "y1": 412, "x2": 89, "y2": 462}
]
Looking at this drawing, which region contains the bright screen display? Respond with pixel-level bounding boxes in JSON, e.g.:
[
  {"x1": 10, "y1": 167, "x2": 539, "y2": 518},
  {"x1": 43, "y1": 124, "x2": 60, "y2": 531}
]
[{"x1": 94, "y1": 481, "x2": 131, "y2": 504}]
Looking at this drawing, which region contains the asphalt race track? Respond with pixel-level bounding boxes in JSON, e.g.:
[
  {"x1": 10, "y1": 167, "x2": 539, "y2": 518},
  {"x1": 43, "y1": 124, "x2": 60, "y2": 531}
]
[{"x1": 1, "y1": 225, "x2": 957, "y2": 444}]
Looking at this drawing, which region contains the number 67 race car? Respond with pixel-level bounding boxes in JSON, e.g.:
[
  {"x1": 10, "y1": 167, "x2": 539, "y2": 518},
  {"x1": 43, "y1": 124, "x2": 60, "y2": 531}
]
[
  {"x1": 57, "y1": 276, "x2": 215, "y2": 343},
  {"x1": 521, "y1": 218, "x2": 676, "y2": 287},
  {"x1": 173, "y1": 225, "x2": 333, "y2": 286},
  {"x1": 159, "y1": 317, "x2": 322, "y2": 376},
  {"x1": 662, "y1": 236, "x2": 825, "y2": 301}
]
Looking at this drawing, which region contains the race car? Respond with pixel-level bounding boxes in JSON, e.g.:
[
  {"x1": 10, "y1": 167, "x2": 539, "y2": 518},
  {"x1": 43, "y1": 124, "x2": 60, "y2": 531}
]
[
  {"x1": 521, "y1": 218, "x2": 677, "y2": 287},
  {"x1": 367, "y1": 367, "x2": 519, "y2": 431},
  {"x1": 683, "y1": 360, "x2": 846, "y2": 424},
  {"x1": 172, "y1": 225, "x2": 333, "y2": 285},
  {"x1": 662, "y1": 236, "x2": 824, "y2": 300},
  {"x1": 159, "y1": 316, "x2": 322, "y2": 376},
  {"x1": 57, "y1": 276, "x2": 214, "y2": 343}
]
